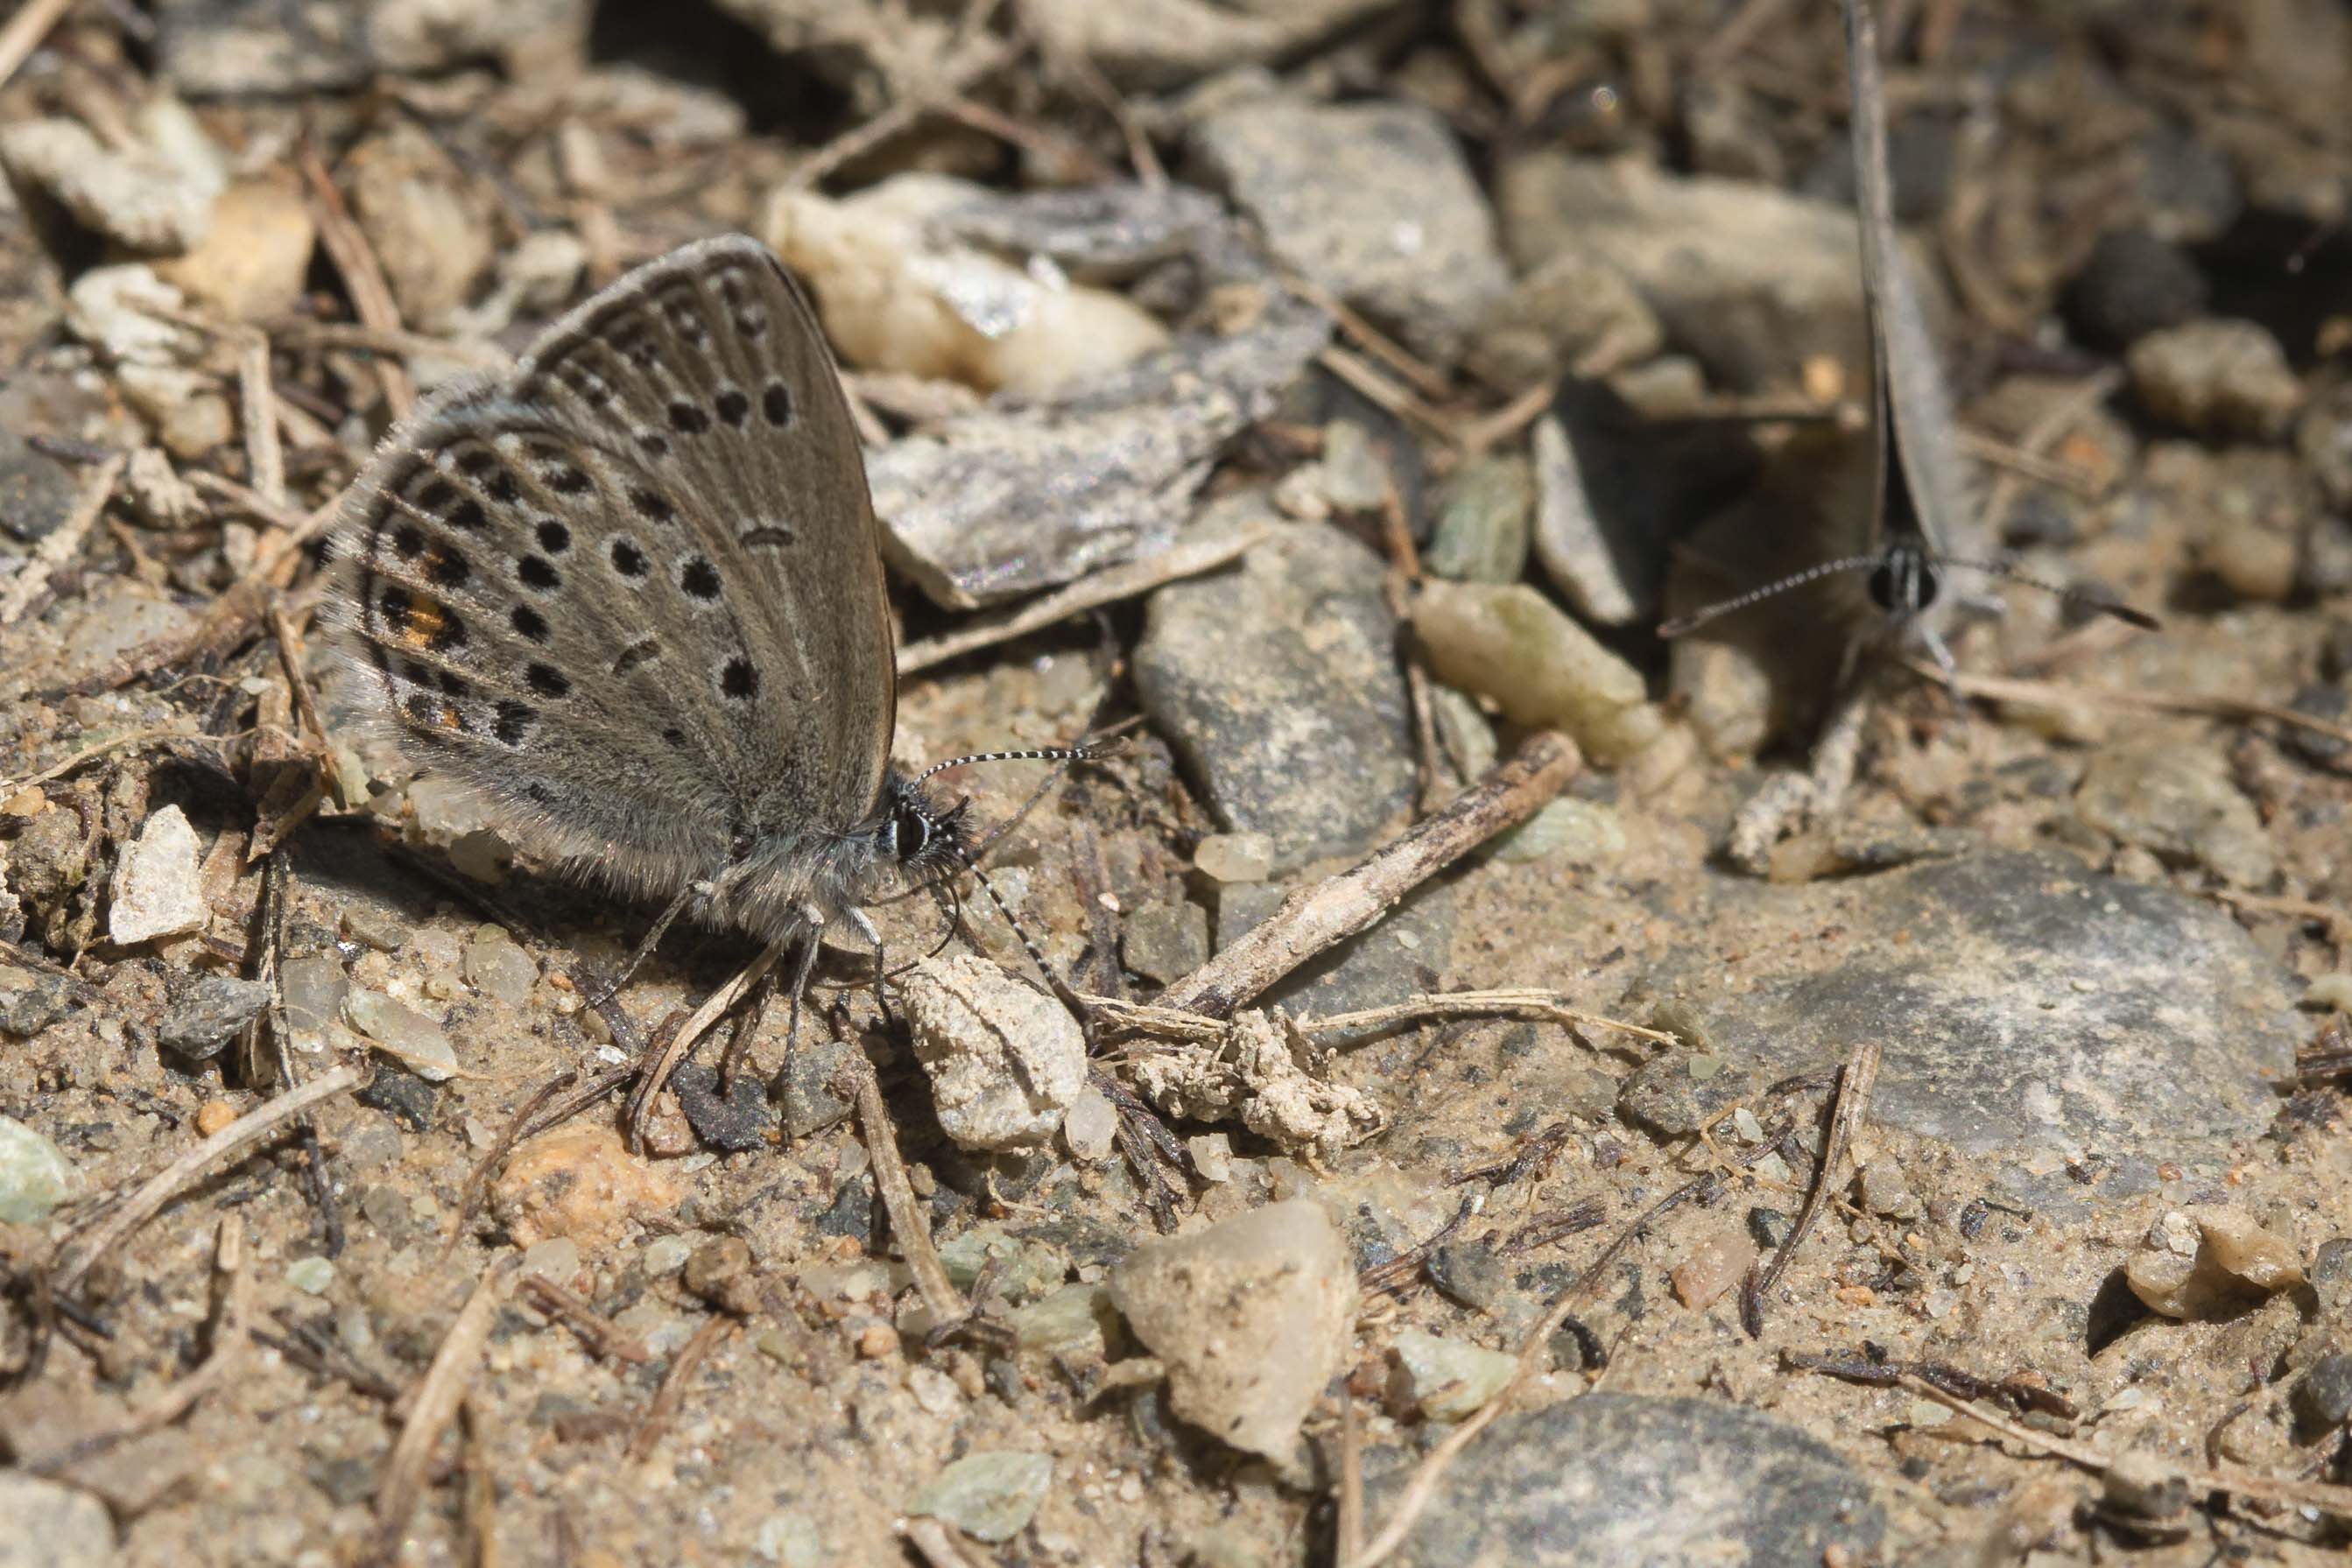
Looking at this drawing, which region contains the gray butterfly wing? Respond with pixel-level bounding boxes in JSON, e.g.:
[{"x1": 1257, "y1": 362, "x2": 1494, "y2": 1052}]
[
  {"x1": 327, "y1": 236, "x2": 895, "y2": 904},
  {"x1": 1845, "y1": 0, "x2": 1976, "y2": 562}
]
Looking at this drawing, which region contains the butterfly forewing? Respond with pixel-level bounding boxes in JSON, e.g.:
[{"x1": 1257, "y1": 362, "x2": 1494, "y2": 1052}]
[
  {"x1": 1844, "y1": 0, "x2": 1978, "y2": 567},
  {"x1": 330, "y1": 236, "x2": 897, "y2": 899}
]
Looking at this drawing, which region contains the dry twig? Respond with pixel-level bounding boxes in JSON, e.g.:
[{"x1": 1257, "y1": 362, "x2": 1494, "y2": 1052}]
[
  {"x1": 0, "y1": 453, "x2": 125, "y2": 625},
  {"x1": 1741, "y1": 1038, "x2": 1882, "y2": 1336},
  {"x1": 373, "y1": 1256, "x2": 513, "y2": 1564},
  {"x1": 1156, "y1": 731, "x2": 1582, "y2": 1018},
  {"x1": 851, "y1": 1057, "x2": 968, "y2": 1331},
  {"x1": 625, "y1": 1315, "x2": 734, "y2": 1462},
  {"x1": 0, "y1": 0, "x2": 75, "y2": 89}
]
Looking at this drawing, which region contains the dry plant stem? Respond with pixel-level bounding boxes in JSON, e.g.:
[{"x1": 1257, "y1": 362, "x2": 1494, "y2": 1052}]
[
  {"x1": 1338, "y1": 1394, "x2": 1367, "y2": 1565},
  {"x1": 267, "y1": 599, "x2": 328, "y2": 749},
  {"x1": 518, "y1": 1275, "x2": 651, "y2": 1363},
  {"x1": 52, "y1": 1063, "x2": 364, "y2": 1297},
  {"x1": 0, "y1": 0, "x2": 74, "y2": 88},
  {"x1": 0, "y1": 452, "x2": 125, "y2": 625},
  {"x1": 623, "y1": 940, "x2": 784, "y2": 1150},
  {"x1": 1283, "y1": 273, "x2": 1452, "y2": 401},
  {"x1": 625, "y1": 1315, "x2": 734, "y2": 1462},
  {"x1": 897, "y1": 523, "x2": 1271, "y2": 672},
  {"x1": 267, "y1": 320, "x2": 512, "y2": 369},
  {"x1": 1976, "y1": 367, "x2": 2123, "y2": 539},
  {"x1": 1456, "y1": 376, "x2": 1558, "y2": 456},
  {"x1": 1299, "y1": 990, "x2": 1679, "y2": 1047},
  {"x1": 373, "y1": 1256, "x2": 513, "y2": 1564},
  {"x1": 26, "y1": 1214, "x2": 252, "y2": 1474},
  {"x1": 188, "y1": 468, "x2": 308, "y2": 532},
  {"x1": 784, "y1": 3, "x2": 1012, "y2": 189},
  {"x1": 1911, "y1": 659, "x2": 2352, "y2": 749},
  {"x1": 1954, "y1": 430, "x2": 2100, "y2": 495},
  {"x1": 852, "y1": 1058, "x2": 968, "y2": 1329},
  {"x1": 1316, "y1": 346, "x2": 1460, "y2": 448},
  {"x1": 300, "y1": 151, "x2": 416, "y2": 420},
  {"x1": 901, "y1": 1516, "x2": 994, "y2": 1568},
  {"x1": 237, "y1": 332, "x2": 286, "y2": 510},
  {"x1": 1743, "y1": 1038, "x2": 1882, "y2": 1337},
  {"x1": 0, "y1": 725, "x2": 258, "y2": 796},
  {"x1": 1898, "y1": 1375, "x2": 2352, "y2": 1519},
  {"x1": 461, "y1": 1397, "x2": 498, "y2": 1568},
  {"x1": 1157, "y1": 731, "x2": 1582, "y2": 1019}
]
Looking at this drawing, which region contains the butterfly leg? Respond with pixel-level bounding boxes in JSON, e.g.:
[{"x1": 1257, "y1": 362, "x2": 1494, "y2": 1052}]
[
  {"x1": 587, "y1": 879, "x2": 706, "y2": 1008},
  {"x1": 1919, "y1": 623, "x2": 1966, "y2": 704},
  {"x1": 840, "y1": 904, "x2": 895, "y2": 1032},
  {"x1": 715, "y1": 955, "x2": 784, "y2": 1098}
]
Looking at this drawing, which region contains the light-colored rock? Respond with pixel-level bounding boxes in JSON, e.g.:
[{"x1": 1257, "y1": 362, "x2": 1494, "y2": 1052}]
[
  {"x1": 1532, "y1": 413, "x2": 1642, "y2": 626},
  {"x1": 0, "y1": 1116, "x2": 81, "y2": 1224},
  {"x1": 2074, "y1": 736, "x2": 2275, "y2": 888},
  {"x1": 109, "y1": 805, "x2": 208, "y2": 946},
  {"x1": 901, "y1": 954, "x2": 1086, "y2": 1150},
  {"x1": 2128, "y1": 318, "x2": 2302, "y2": 441},
  {"x1": 1412, "y1": 580, "x2": 1665, "y2": 764},
  {"x1": 1108, "y1": 1199, "x2": 1357, "y2": 1466},
  {"x1": 1194, "y1": 833, "x2": 1274, "y2": 883},
  {"x1": 2127, "y1": 1208, "x2": 2306, "y2": 1319},
  {"x1": 0, "y1": 116, "x2": 215, "y2": 251},
  {"x1": 153, "y1": 177, "x2": 316, "y2": 322},
  {"x1": 1061, "y1": 1086, "x2": 1119, "y2": 1163},
  {"x1": 492, "y1": 1122, "x2": 685, "y2": 1250},
  {"x1": 0, "y1": 1472, "x2": 115, "y2": 1568},
  {"x1": 1389, "y1": 1329, "x2": 1518, "y2": 1422},
  {"x1": 764, "y1": 174, "x2": 1169, "y2": 398},
  {"x1": 905, "y1": 1452, "x2": 1053, "y2": 1544},
  {"x1": 343, "y1": 989, "x2": 461, "y2": 1081}
]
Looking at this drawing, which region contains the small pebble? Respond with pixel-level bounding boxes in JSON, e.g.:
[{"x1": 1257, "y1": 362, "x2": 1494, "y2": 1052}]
[
  {"x1": 1389, "y1": 1329, "x2": 1518, "y2": 1421},
  {"x1": 2292, "y1": 1353, "x2": 2352, "y2": 1434},
  {"x1": 1061, "y1": 1087, "x2": 1119, "y2": 1164},
  {"x1": 902, "y1": 955, "x2": 1085, "y2": 1151},
  {"x1": 285, "y1": 1256, "x2": 335, "y2": 1295},
  {"x1": 339, "y1": 903, "x2": 412, "y2": 953},
  {"x1": 857, "y1": 1323, "x2": 901, "y2": 1359},
  {"x1": 1670, "y1": 1227, "x2": 1757, "y2": 1310},
  {"x1": 194, "y1": 1099, "x2": 237, "y2": 1137},
  {"x1": 344, "y1": 989, "x2": 461, "y2": 1081},
  {"x1": 1412, "y1": 580, "x2": 1663, "y2": 764},
  {"x1": 1121, "y1": 898, "x2": 1209, "y2": 986},
  {"x1": 1194, "y1": 833, "x2": 1275, "y2": 884},
  {"x1": 519, "y1": 1236, "x2": 582, "y2": 1283},
  {"x1": 1424, "y1": 454, "x2": 1533, "y2": 585},
  {"x1": 108, "y1": 805, "x2": 208, "y2": 946},
  {"x1": 641, "y1": 1234, "x2": 692, "y2": 1277},
  {"x1": 0, "y1": 1116, "x2": 82, "y2": 1224},
  {"x1": 158, "y1": 975, "x2": 270, "y2": 1060},
  {"x1": 905, "y1": 1452, "x2": 1054, "y2": 1544},
  {"x1": 2127, "y1": 318, "x2": 2302, "y2": 440},
  {"x1": 1187, "y1": 1133, "x2": 1235, "y2": 1183},
  {"x1": 461, "y1": 932, "x2": 538, "y2": 1005}
]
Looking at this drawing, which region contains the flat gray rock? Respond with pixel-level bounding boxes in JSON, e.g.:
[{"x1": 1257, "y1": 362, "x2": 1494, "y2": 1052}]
[
  {"x1": 1639, "y1": 850, "x2": 2295, "y2": 1169},
  {"x1": 1370, "y1": 1393, "x2": 1884, "y2": 1568},
  {"x1": 1136, "y1": 514, "x2": 1412, "y2": 872},
  {"x1": 1190, "y1": 97, "x2": 1506, "y2": 366}
]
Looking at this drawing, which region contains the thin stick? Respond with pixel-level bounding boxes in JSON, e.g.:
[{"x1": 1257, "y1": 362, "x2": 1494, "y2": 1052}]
[
  {"x1": 1156, "y1": 731, "x2": 1581, "y2": 1020},
  {"x1": 624, "y1": 1315, "x2": 734, "y2": 1462},
  {"x1": 372, "y1": 1256, "x2": 513, "y2": 1564},
  {"x1": 24, "y1": 1214, "x2": 251, "y2": 1473},
  {"x1": 187, "y1": 468, "x2": 309, "y2": 532},
  {"x1": 623, "y1": 940, "x2": 783, "y2": 1150},
  {"x1": 939, "y1": 95, "x2": 1121, "y2": 184},
  {"x1": 1741, "y1": 1038, "x2": 1881, "y2": 1337},
  {"x1": 518, "y1": 1275, "x2": 651, "y2": 1363},
  {"x1": 300, "y1": 151, "x2": 416, "y2": 420},
  {"x1": 783, "y1": 5, "x2": 1012, "y2": 190},
  {"x1": 1954, "y1": 431, "x2": 2101, "y2": 496},
  {"x1": 898, "y1": 523, "x2": 1271, "y2": 673},
  {"x1": 51, "y1": 1064, "x2": 365, "y2": 1296},
  {"x1": 1299, "y1": 989, "x2": 1679, "y2": 1046},
  {"x1": 264, "y1": 320, "x2": 512, "y2": 369},
  {"x1": 266, "y1": 599, "x2": 327, "y2": 750},
  {"x1": 1455, "y1": 377, "x2": 1558, "y2": 457},
  {"x1": 851, "y1": 1057, "x2": 968, "y2": 1331},
  {"x1": 0, "y1": 0, "x2": 74, "y2": 91},
  {"x1": 1976, "y1": 366, "x2": 2123, "y2": 541},
  {"x1": 236, "y1": 332, "x2": 286, "y2": 511},
  {"x1": 1316, "y1": 346, "x2": 1459, "y2": 448},
  {"x1": 0, "y1": 453, "x2": 125, "y2": 625},
  {"x1": 1285, "y1": 274, "x2": 1453, "y2": 402},
  {"x1": 1338, "y1": 1393, "x2": 1366, "y2": 1565},
  {"x1": 0, "y1": 725, "x2": 256, "y2": 797},
  {"x1": 1897, "y1": 1374, "x2": 2352, "y2": 1518},
  {"x1": 1909, "y1": 660, "x2": 2352, "y2": 750}
]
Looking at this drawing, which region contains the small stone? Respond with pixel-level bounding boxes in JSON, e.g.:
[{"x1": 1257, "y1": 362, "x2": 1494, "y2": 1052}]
[
  {"x1": 492, "y1": 1122, "x2": 685, "y2": 1250},
  {"x1": 338, "y1": 902, "x2": 411, "y2": 952},
  {"x1": 1123, "y1": 898, "x2": 1209, "y2": 986},
  {"x1": 2291, "y1": 1353, "x2": 2352, "y2": 1435},
  {"x1": 1426, "y1": 1240, "x2": 1510, "y2": 1312},
  {"x1": 357, "y1": 1067, "x2": 436, "y2": 1132},
  {"x1": 1187, "y1": 1133, "x2": 1234, "y2": 1182},
  {"x1": 685, "y1": 1235, "x2": 762, "y2": 1316},
  {"x1": 1489, "y1": 797, "x2": 1624, "y2": 866},
  {"x1": 2064, "y1": 229, "x2": 2208, "y2": 349},
  {"x1": 2074, "y1": 737, "x2": 2275, "y2": 887},
  {"x1": 193, "y1": 1100, "x2": 236, "y2": 1138},
  {"x1": 1424, "y1": 456, "x2": 1532, "y2": 585},
  {"x1": 1319, "y1": 419, "x2": 1392, "y2": 513},
  {"x1": 1194, "y1": 833, "x2": 1274, "y2": 884},
  {"x1": 151, "y1": 175, "x2": 315, "y2": 322},
  {"x1": 1061, "y1": 1086, "x2": 1118, "y2": 1164},
  {"x1": 1412, "y1": 580, "x2": 1662, "y2": 764},
  {"x1": 906, "y1": 1452, "x2": 1053, "y2": 1544},
  {"x1": 157, "y1": 974, "x2": 269, "y2": 1060},
  {"x1": 285, "y1": 1256, "x2": 335, "y2": 1295},
  {"x1": 1108, "y1": 1199, "x2": 1356, "y2": 1467},
  {"x1": 0, "y1": 1116, "x2": 81, "y2": 1224},
  {"x1": 779, "y1": 1037, "x2": 856, "y2": 1139},
  {"x1": 1387, "y1": 1329, "x2": 1517, "y2": 1422},
  {"x1": 1466, "y1": 250, "x2": 1662, "y2": 390},
  {"x1": 447, "y1": 828, "x2": 513, "y2": 883},
  {"x1": 670, "y1": 1063, "x2": 771, "y2": 1153},
  {"x1": 1670, "y1": 1227, "x2": 1759, "y2": 1310},
  {"x1": 2306, "y1": 973, "x2": 2352, "y2": 1011},
  {"x1": 0, "y1": 116, "x2": 216, "y2": 251},
  {"x1": 856, "y1": 1323, "x2": 901, "y2": 1359},
  {"x1": 1532, "y1": 413, "x2": 1649, "y2": 627},
  {"x1": 1010, "y1": 1283, "x2": 1119, "y2": 1354},
  {"x1": 342, "y1": 122, "x2": 495, "y2": 330},
  {"x1": 461, "y1": 932, "x2": 538, "y2": 1005},
  {"x1": 1137, "y1": 521, "x2": 1414, "y2": 872},
  {"x1": 280, "y1": 953, "x2": 349, "y2": 1051},
  {"x1": 640, "y1": 1234, "x2": 692, "y2": 1276},
  {"x1": 1856, "y1": 1161, "x2": 1922, "y2": 1221},
  {"x1": 518, "y1": 1237, "x2": 581, "y2": 1283},
  {"x1": 2126, "y1": 1208, "x2": 2306, "y2": 1319},
  {"x1": 902, "y1": 955, "x2": 1086, "y2": 1151},
  {"x1": 343, "y1": 989, "x2": 461, "y2": 1081},
  {"x1": 0, "y1": 1473, "x2": 115, "y2": 1568},
  {"x1": 1188, "y1": 98, "x2": 1506, "y2": 364},
  {"x1": 2127, "y1": 319, "x2": 2302, "y2": 441},
  {"x1": 108, "y1": 805, "x2": 208, "y2": 946},
  {"x1": 0, "y1": 968, "x2": 73, "y2": 1038}
]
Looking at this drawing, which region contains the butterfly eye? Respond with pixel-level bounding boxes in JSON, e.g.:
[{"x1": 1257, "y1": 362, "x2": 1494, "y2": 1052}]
[{"x1": 892, "y1": 804, "x2": 933, "y2": 861}]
